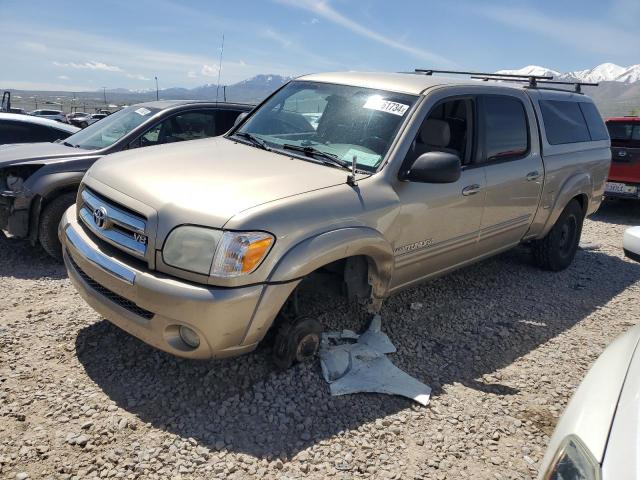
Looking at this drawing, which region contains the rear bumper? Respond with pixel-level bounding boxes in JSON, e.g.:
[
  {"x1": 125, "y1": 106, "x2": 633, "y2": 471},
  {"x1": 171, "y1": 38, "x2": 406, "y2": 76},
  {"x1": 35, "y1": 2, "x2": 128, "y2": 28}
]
[
  {"x1": 60, "y1": 205, "x2": 267, "y2": 359},
  {"x1": 604, "y1": 179, "x2": 640, "y2": 200}
]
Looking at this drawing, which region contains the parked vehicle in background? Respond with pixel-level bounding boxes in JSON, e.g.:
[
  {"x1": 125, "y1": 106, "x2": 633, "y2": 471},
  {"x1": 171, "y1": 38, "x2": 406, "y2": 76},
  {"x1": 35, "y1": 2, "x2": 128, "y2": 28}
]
[
  {"x1": 623, "y1": 226, "x2": 640, "y2": 262},
  {"x1": 67, "y1": 112, "x2": 90, "y2": 126},
  {"x1": 59, "y1": 70, "x2": 610, "y2": 367},
  {"x1": 604, "y1": 117, "x2": 640, "y2": 200},
  {"x1": 0, "y1": 100, "x2": 252, "y2": 258},
  {"x1": 0, "y1": 113, "x2": 79, "y2": 144},
  {"x1": 538, "y1": 297, "x2": 640, "y2": 479},
  {"x1": 8, "y1": 108, "x2": 27, "y2": 115},
  {"x1": 83, "y1": 113, "x2": 108, "y2": 127},
  {"x1": 29, "y1": 109, "x2": 67, "y2": 123}
]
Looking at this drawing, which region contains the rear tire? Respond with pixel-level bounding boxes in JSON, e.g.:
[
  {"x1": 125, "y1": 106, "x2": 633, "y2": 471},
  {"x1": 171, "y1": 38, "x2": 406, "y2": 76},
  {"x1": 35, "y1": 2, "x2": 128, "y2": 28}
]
[
  {"x1": 532, "y1": 199, "x2": 584, "y2": 271},
  {"x1": 38, "y1": 192, "x2": 76, "y2": 261}
]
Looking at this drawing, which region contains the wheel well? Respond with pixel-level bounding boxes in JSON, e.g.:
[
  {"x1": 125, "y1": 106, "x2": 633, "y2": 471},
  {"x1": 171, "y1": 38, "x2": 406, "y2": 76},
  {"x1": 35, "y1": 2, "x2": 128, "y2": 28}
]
[
  {"x1": 28, "y1": 186, "x2": 79, "y2": 241},
  {"x1": 277, "y1": 255, "x2": 373, "y2": 321},
  {"x1": 572, "y1": 193, "x2": 589, "y2": 217}
]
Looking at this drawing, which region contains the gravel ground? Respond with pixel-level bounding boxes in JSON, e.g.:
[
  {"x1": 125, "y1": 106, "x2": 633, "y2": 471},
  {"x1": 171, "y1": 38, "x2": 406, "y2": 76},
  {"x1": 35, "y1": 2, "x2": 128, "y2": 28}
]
[{"x1": 1, "y1": 199, "x2": 640, "y2": 480}]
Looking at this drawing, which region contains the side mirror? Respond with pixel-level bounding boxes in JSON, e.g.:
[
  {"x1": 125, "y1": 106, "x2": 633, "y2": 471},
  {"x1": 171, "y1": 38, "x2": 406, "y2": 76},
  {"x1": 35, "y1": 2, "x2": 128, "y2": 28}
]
[
  {"x1": 402, "y1": 151, "x2": 462, "y2": 183},
  {"x1": 623, "y1": 227, "x2": 640, "y2": 262},
  {"x1": 233, "y1": 111, "x2": 249, "y2": 127}
]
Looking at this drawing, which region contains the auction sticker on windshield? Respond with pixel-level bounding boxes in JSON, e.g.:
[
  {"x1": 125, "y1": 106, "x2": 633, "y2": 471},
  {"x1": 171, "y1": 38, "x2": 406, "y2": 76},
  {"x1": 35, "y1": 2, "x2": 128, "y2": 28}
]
[
  {"x1": 135, "y1": 107, "x2": 151, "y2": 116},
  {"x1": 363, "y1": 96, "x2": 409, "y2": 116}
]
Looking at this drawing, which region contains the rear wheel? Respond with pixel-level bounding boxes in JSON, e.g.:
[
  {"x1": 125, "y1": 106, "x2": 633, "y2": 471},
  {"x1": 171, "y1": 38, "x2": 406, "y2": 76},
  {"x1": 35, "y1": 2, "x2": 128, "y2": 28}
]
[
  {"x1": 38, "y1": 192, "x2": 76, "y2": 261},
  {"x1": 532, "y1": 199, "x2": 584, "y2": 271}
]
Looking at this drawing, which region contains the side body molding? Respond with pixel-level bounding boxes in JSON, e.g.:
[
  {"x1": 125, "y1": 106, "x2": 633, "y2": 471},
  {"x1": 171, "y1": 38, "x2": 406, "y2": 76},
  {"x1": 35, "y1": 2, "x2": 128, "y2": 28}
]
[{"x1": 240, "y1": 227, "x2": 395, "y2": 346}]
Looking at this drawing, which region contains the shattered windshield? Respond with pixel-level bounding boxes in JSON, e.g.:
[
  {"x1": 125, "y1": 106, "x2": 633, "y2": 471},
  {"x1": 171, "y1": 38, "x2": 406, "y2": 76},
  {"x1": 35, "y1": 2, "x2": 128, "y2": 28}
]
[
  {"x1": 234, "y1": 81, "x2": 417, "y2": 171},
  {"x1": 64, "y1": 105, "x2": 160, "y2": 150}
]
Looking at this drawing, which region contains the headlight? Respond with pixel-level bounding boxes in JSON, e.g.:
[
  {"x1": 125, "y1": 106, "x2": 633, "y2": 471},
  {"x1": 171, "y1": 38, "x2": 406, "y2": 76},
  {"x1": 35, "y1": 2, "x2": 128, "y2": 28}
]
[
  {"x1": 543, "y1": 435, "x2": 600, "y2": 480},
  {"x1": 163, "y1": 227, "x2": 274, "y2": 277},
  {"x1": 211, "y1": 231, "x2": 274, "y2": 277},
  {"x1": 163, "y1": 226, "x2": 222, "y2": 275}
]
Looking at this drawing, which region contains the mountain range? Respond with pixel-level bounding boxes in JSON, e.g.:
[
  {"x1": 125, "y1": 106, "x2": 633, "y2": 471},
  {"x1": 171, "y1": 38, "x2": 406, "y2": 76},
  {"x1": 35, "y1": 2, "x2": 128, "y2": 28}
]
[
  {"x1": 497, "y1": 63, "x2": 640, "y2": 84},
  {"x1": 5, "y1": 64, "x2": 639, "y2": 117},
  {"x1": 496, "y1": 63, "x2": 640, "y2": 116}
]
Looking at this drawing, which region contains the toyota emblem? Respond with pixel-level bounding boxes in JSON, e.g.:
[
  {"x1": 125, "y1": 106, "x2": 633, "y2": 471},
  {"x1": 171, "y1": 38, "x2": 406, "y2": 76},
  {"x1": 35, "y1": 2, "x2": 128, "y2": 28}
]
[
  {"x1": 618, "y1": 150, "x2": 627, "y2": 157},
  {"x1": 93, "y1": 207, "x2": 108, "y2": 229}
]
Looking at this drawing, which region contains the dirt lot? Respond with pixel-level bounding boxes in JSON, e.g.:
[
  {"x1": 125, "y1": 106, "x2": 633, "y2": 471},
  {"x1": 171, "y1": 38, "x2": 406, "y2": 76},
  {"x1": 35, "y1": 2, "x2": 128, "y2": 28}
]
[{"x1": 1, "y1": 200, "x2": 640, "y2": 480}]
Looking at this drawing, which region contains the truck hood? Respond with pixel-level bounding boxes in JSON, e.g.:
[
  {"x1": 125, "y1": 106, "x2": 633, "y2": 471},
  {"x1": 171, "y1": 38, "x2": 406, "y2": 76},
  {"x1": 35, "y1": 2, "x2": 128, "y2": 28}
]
[
  {"x1": 86, "y1": 136, "x2": 354, "y2": 231},
  {"x1": 0, "y1": 142, "x2": 92, "y2": 168}
]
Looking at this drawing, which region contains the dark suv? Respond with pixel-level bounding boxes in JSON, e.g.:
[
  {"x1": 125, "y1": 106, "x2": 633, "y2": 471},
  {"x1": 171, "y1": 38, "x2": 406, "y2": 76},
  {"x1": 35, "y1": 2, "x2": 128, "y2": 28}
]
[{"x1": 0, "y1": 100, "x2": 252, "y2": 258}]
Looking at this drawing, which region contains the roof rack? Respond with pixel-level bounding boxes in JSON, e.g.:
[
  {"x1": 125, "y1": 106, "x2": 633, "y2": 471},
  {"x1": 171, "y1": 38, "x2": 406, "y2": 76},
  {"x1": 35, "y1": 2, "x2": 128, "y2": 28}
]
[
  {"x1": 414, "y1": 68, "x2": 553, "y2": 87},
  {"x1": 470, "y1": 75, "x2": 599, "y2": 93}
]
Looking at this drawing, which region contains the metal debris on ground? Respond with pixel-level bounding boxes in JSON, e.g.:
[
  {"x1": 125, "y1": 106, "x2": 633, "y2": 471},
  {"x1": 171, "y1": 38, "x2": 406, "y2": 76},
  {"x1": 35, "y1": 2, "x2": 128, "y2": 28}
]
[{"x1": 319, "y1": 315, "x2": 431, "y2": 406}]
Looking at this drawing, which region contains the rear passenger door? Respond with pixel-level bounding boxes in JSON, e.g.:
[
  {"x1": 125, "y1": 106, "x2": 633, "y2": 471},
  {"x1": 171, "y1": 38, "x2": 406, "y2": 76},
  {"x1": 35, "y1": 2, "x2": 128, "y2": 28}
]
[{"x1": 476, "y1": 93, "x2": 544, "y2": 252}]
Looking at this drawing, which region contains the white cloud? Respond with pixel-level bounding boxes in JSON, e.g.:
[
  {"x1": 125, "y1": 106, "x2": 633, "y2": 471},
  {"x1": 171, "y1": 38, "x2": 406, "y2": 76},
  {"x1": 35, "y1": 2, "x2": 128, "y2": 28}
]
[
  {"x1": 57, "y1": 75, "x2": 70, "y2": 80},
  {"x1": 263, "y1": 28, "x2": 292, "y2": 48},
  {"x1": 275, "y1": 0, "x2": 453, "y2": 66},
  {"x1": 53, "y1": 60, "x2": 123, "y2": 72},
  {"x1": 126, "y1": 73, "x2": 150, "y2": 81},
  {"x1": 187, "y1": 71, "x2": 197, "y2": 78},
  {"x1": 201, "y1": 64, "x2": 219, "y2": 77},
  {"x1": 475, "y1": 4, "x2": 640, "y2": 57}
]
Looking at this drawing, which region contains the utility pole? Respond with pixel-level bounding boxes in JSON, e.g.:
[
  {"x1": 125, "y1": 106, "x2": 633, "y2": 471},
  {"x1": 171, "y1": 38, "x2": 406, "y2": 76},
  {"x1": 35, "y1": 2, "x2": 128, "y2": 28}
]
[
  {"x1": 102, "y1": 87, "x2": 107, "y2": 107},
  {"x1": 155, "y1": 76, "x2": 159, "y2": 101}
]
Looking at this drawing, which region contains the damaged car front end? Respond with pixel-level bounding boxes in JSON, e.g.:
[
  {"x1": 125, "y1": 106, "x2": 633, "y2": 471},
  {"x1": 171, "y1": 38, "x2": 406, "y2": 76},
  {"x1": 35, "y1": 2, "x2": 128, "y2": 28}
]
[{"x1": 0, "y1": 163, "x2": 43, "y2": 238}]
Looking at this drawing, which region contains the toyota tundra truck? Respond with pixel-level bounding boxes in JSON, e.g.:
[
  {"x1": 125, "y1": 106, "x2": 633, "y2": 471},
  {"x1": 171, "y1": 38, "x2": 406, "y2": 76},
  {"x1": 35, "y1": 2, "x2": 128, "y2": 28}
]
[{"x1": 59, "y1": 70, "x2": 611, "y2": 368}]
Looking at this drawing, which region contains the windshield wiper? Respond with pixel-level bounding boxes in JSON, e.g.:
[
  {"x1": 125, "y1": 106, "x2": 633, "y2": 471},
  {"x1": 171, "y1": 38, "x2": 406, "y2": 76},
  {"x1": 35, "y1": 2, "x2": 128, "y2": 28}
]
[
  {"x1": 62, "y1": 141, "x2": 79, "y2": 148},
  {"x1": 234, "y1": 132, "x2": 270, "y2": 151},
  {"x1": 281, "y1": 144, "x2": 350, "y2": 171}
]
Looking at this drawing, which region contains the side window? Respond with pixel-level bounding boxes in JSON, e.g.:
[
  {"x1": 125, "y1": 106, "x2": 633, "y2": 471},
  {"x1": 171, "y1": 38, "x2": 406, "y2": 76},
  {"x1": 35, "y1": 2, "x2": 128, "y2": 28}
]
[
  {"x1": 539, "y1": 100, "x2": 590, "y2": 145},
  {"x1": 0, "y1": 121, "x2": 62, "y2": 143},
  {"x1": 481, "y1": 95, "x2": 528, "y2": 162},
  {"x1": 408, "y1": 98, "x2": 473, "y2": 164},
  {"x1": 578, "y1": 103, "x2": 609, "y2": 141},
  {"x1": 216, "y1": 109, "x2": 245, "y2": 134},
  {"x1": 137, "y1": 111, "x2": 217, "y2": 148}
]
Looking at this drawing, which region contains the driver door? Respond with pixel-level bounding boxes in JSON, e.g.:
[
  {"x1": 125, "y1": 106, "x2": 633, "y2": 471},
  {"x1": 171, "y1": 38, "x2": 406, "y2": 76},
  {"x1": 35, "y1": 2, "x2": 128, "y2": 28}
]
[{"x1": 390, "y1": 95, "x2": 487, "y2": 292}]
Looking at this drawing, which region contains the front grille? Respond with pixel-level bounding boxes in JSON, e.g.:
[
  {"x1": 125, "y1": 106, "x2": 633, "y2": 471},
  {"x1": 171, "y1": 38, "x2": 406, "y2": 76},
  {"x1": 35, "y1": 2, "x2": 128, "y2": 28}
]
[
  {"x1": 69, "y1": 255, "x2": 154, "y2": 320},
  {"x1": 78, "y1": 187, "x2": 149, "y2": 260}
]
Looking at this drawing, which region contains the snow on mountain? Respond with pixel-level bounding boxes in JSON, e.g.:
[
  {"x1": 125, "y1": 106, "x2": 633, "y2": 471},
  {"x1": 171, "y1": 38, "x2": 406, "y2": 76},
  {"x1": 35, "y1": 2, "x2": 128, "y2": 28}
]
[
  {"x1": 565, "y1": 63, "x2": 627, "y2": 83},
  {"x1": 496, "y1": 65, "x2": 561, "y2": 78},
  {"x1": 496, "y1": 63, "x2": 640, "y2": 84}
]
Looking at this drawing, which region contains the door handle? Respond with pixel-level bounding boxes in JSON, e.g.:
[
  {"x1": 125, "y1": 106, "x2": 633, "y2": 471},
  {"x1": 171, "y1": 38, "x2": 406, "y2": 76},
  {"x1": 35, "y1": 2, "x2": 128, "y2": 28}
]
[
  {"x1": 462, "y1": 184, "x2": 482, "y2": 196},
  {"x1": 526, "y1": 171, "x2": 541, "y2": 181}
]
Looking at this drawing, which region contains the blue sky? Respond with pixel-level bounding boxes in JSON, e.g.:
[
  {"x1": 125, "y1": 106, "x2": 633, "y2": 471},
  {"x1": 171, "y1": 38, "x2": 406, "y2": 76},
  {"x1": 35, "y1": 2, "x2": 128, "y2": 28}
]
[{"x1": 0, "y1": 0, "x2": 638, "y2": 91}]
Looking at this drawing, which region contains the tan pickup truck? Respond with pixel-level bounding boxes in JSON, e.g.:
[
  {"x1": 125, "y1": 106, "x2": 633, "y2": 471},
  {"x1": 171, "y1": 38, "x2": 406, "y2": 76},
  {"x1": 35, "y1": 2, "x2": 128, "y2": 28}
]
[{"x1": 59, "y1": 70, "x2": 611, "y2": 367}]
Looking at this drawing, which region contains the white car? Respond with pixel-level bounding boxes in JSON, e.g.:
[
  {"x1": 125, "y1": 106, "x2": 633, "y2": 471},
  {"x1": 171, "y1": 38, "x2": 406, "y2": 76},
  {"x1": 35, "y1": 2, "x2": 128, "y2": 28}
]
[
  {"x1": 539, "y1": 226, "x2": 640, "y2": 479},
  {"x1": 624, "y1": 226, "x2": 640, "y2": 263},
  {"x1": 29, "y1": 109, "x2": 67, "y2": 123}
]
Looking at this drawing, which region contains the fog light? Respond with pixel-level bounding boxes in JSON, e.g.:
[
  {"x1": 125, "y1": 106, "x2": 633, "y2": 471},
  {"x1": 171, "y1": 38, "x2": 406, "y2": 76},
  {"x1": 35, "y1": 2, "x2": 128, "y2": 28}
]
[{"x1": 179, "y1": 326, "x2": 200, "y2": 349}]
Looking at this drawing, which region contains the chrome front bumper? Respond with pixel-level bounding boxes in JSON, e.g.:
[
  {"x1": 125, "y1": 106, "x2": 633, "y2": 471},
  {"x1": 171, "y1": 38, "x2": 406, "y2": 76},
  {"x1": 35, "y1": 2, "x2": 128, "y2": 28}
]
[{"x1": 59, "y1": 205, "x2": 265, "y2": 359}]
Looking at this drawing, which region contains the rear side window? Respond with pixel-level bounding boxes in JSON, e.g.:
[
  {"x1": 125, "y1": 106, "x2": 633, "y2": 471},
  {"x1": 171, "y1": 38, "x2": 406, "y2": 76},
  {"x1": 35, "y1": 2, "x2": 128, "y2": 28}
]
[
  {"x1": 539, "y1": 100, "x2": 590, "y2": 145},
  {"x1": 482, "y1": 95, "x2": 529, "y2": 161},
  {"x1": 0, "y1": 120, "x2": 70, "y2": 144},
  {"x1": 579, "y1": 103, "x2": 609, "y2": 141}
]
